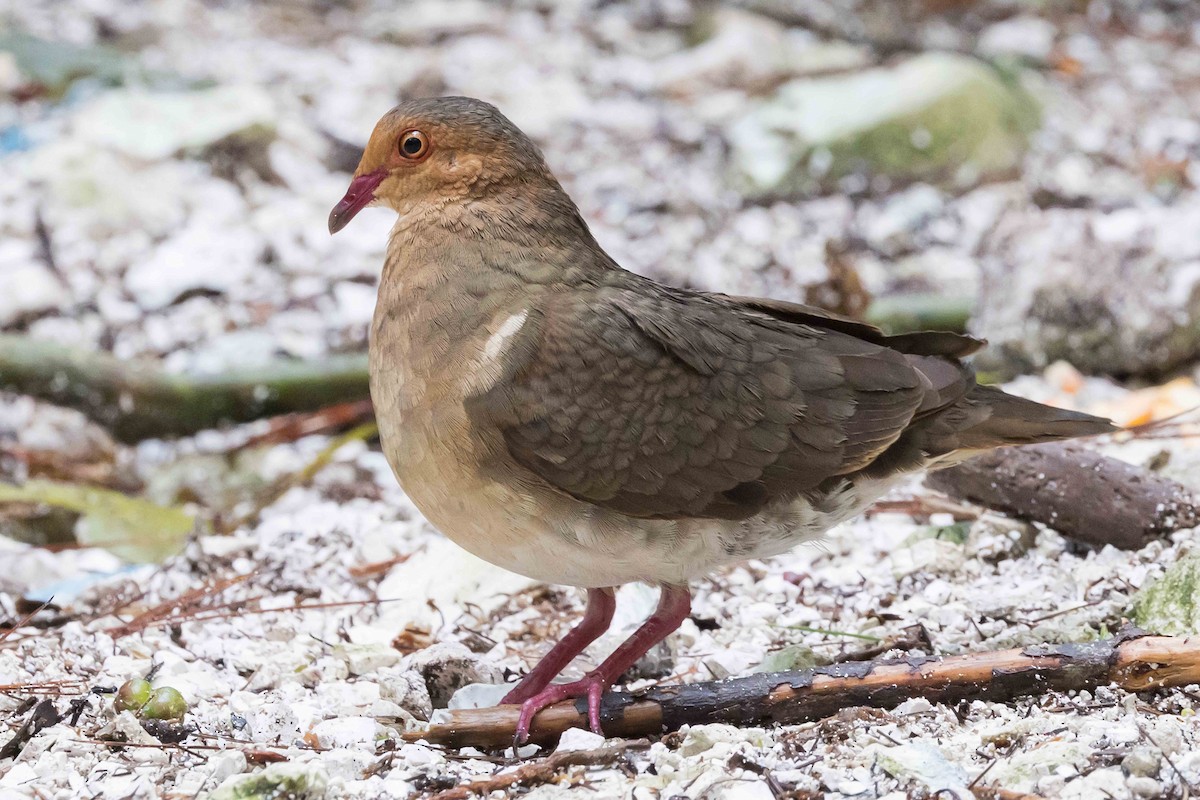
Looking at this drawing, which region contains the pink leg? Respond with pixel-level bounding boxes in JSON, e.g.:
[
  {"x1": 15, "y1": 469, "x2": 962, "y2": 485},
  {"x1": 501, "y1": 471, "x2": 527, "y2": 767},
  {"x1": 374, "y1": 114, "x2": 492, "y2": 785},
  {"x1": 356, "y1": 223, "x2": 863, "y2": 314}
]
[
  {"x1": 501, "y1": 588, "x2": 616, "y2": 706},
  {"x1": 512, "y1": 585, "x2": 691, "y2": 743}
]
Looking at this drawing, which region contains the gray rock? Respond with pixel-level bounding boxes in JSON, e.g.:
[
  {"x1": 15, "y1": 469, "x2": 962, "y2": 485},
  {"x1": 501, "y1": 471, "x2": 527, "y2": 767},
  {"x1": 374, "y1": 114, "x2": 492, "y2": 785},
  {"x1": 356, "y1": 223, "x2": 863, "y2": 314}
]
[
  {"x1": 890, "y1": 537, "x2": 965, "y2": 579},
  {"x1": 1127, "y1": 776, "x2": 1163, "y2": 798},
  {"x1": 858, "y1": 184, "x2": 947, "y2": 257},
  {"x1": 378, "y1": 667, "x2": 433, "y2": 721},
  {"x1": 446, "y1": 681, "x2": 510, "y2": 712},
  {"x1": 1122, "y1": 746, "x2": 1163, "y2": 778},
  {"x1": 753, "y1": 644, "x2": 824, "y2": 673},
  {"x1": 1131, "y1": 553, "x2": 1200, "y2": 636},
  {"x1": 966, "y1": 515, "x2": 1037, "y2": 564},
  {"x1": 651, "y1": 8, "x2": 869, "y2": 97},
  {"x1": 367, "y1": 0, "x2": 505, "y2": 45},
  {"x1": 973, "y1": 205, "x2": 1200, "y2": 377},
  {"x1": 0, "y1": 33, "x2": 128, "y2": 97},
  {"x1": 871, "y1": 741, "x2": 970, "y2": 795},
  {"x1": 730, "y1": 53, "x2": 1039, "y2": 197},
  {"x1": 335, "y1": 643, "x2": 401, "y2": 677},
  {"x1": 209, "y1": 762, "x2": 327, "y2": 800},
  {"x1": 123, "y1": 215, "x2": 262, "y2": 310},
  {"x1": 73, "y1": 85, "x2": 277, "y2": 162},
  {"x1": 408, "y1": 642, "x2": 503, "y2": 708}
]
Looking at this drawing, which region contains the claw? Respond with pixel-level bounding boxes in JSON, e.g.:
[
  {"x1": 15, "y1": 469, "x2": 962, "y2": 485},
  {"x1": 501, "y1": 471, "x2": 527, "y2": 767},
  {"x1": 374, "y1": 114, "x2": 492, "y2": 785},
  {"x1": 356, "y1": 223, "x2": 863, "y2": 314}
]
[
  {"x1": 511, "y1": 673, "x2": 611, "y2": 744},
  {"x1": 587, "y1": 681, "x2": 603, "y2": 734}
]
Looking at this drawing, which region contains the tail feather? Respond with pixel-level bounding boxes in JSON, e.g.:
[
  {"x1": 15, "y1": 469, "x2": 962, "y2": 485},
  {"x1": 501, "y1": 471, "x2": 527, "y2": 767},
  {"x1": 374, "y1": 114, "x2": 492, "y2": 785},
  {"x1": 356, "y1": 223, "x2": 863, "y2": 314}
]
[
  {"x1": 743, "y1": 304, "x2": 1120, "y2": 477},
  {"x1": 862, "y1": 384, "x2": 1117, "y2": 478},
  {"x1": 946, "y1": 385, "x2": 1117, "y2": 451}
]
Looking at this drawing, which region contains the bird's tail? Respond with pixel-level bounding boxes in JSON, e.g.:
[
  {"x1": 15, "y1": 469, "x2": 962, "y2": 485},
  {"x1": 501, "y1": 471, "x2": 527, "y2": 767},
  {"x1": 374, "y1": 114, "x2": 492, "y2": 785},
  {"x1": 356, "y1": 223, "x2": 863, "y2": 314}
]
[
  {"x1": 914, "y1": 384, "x2": 1117, "y2": 468},
  {"x1": 943, "y1": 384, "x2": 1117, "y2": 450},
  {"x1": 863, "y1": 383, "x2": 1117, "y2": 476}
]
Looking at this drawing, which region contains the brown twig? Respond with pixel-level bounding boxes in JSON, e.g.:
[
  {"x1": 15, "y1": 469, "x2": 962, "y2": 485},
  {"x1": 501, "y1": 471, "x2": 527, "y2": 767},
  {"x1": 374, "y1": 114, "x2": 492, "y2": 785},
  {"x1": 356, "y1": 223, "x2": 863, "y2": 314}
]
[
  {"x1": 405, "y1": 631, "x2": 1200, "y2": 749},
  {"x1": 866, "y1": 495, "x2": 979, "y2": 522},
  {"x1": 148, "y1": 596, "x2": 399, "y2": 628},
  {"x1": 106, "y1": 571, "x2": 258, "y2": 638},
  {"x1": 1119, "y1": 405, "x2": 1200, "y2": 436},
  {"x1": 71, "y1": 737, "x2": 316, "y2": 756},
  {"x1": 0, "y1": 599, "x2": 57, "y2": 647},
  {"x1": 0, "y1": 679, "x2": 88, "y2": 697},
  {"x1": 973, "y1": 789, "x2": 1047, "y2": 800},
  {"x1": 426, "y1": 739, "x2": 650, "y2": 800},
  {"x1": 234, "y1": 399, "x2": 375, "y2": 451},
  {"x1": 348, "y1": 554, "x2": 411, "y2": 579}
]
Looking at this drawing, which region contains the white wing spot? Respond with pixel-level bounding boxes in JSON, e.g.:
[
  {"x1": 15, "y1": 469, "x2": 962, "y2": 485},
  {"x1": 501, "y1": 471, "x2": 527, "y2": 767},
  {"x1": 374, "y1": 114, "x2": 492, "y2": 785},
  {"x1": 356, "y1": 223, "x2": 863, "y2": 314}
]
[{"x1": 483, "y1": 310, "x2": 528, "y2": 364}]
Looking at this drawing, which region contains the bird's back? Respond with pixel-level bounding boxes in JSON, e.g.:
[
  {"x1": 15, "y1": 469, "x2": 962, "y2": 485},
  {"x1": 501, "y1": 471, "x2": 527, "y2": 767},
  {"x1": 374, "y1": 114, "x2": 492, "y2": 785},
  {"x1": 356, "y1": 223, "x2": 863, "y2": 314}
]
[{"x1": 467, "y1": 276, "x2": 1114, "y2": 526}]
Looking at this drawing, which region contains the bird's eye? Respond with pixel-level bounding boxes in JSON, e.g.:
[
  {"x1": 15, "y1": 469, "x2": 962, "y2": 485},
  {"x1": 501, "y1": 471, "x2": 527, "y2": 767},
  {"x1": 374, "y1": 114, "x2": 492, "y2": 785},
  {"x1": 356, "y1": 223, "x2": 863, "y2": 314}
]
[{"x1": 398, "y1": 130, "x2": 430, "y2": 160}]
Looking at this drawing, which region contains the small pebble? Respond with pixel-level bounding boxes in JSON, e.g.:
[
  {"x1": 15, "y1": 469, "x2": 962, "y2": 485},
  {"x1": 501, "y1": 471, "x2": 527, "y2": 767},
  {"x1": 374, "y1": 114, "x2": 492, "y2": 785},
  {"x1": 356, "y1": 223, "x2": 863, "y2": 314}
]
[
  {"x1": 1127, "y1": 776, "x2": 1163, "y2": 798},
  {"x1": 1122, "y1": 746, "x2": 1162, "y2": 777}
]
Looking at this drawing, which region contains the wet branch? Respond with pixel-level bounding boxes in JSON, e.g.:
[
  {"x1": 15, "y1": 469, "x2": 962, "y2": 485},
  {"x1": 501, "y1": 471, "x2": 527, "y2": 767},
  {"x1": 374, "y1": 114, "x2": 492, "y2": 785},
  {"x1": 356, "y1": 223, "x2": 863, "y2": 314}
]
[
  {"x1": 926, "y1": 442, "x2": 1200, "y2": 550},
  {"x1": 406, "y1": 632, "x2": 1200, "y2": 749},
  {"x1": 0, "y1": 334, "x2": 369, "y2": 443}
]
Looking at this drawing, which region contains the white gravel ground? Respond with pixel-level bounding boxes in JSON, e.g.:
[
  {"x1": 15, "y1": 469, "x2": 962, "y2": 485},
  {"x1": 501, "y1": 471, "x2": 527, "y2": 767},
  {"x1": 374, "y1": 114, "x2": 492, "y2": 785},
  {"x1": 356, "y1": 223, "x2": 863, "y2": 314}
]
[
  {"x1": 3, "y1": 0, "x2": 1200, "y2": 797},
  {"x1": 1, "y1": 393, "x2": 1199, "y2": 799}
]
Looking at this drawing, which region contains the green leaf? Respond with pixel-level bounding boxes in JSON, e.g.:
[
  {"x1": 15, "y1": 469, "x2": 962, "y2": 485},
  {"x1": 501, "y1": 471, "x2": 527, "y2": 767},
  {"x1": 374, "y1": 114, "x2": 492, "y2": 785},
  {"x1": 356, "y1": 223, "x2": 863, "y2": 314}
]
[
  {"x1": 902, "y1": 521, "x2": 971, "y2": 547},
  {"x1": 0, "y1": 480, "x2": 194, "y2": 563}
]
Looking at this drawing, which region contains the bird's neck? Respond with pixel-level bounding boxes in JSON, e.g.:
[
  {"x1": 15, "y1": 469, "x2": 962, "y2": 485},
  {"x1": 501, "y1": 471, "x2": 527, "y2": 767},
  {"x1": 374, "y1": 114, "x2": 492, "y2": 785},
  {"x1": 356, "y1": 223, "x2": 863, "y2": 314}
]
[
  {"x1": 373, "y1": 185, "x2": 616, "y2": 369},
  {"x1": 382, "y1": 185, "x2": 615, "y2": 297},
  {"x1": 393, "y1": 180, "x2": 601, "y2": 249}
]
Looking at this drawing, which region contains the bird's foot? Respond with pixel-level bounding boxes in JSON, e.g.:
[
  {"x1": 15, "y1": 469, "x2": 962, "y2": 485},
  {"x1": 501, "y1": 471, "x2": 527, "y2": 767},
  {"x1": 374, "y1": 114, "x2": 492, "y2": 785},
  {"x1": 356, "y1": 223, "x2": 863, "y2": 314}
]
[
  {"x1": 499, "y1": 676, "x2": 554, "y2": 705},
  {"x1": 507, "y1": 585, "x2": 690, "y2": 747},
  {"x1": 499, "y1": 683, "x2": 539, "y2": 706},
  {"x1": 513, "y1": 672, "x2": 610, "y2": 744}
]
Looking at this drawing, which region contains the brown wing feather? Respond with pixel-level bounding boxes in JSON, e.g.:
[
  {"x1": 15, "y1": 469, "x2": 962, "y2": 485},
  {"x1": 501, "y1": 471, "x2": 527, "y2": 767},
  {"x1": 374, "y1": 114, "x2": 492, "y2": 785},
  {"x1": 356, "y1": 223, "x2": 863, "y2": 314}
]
[
  {"x1": 467, "y1": 282, "x2": 972, "y2": 520},
  {"x1": 728, "y1": 295, "x2": 986, "y2": 358}
]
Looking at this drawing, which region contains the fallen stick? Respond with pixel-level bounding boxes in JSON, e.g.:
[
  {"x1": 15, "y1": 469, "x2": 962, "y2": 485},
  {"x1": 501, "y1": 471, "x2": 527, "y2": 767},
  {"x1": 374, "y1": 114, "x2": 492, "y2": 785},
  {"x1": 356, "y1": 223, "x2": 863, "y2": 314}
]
[
  {"x1": 405, "y1": 632, "x2": 1200, "y2": 749},
  {"x1": 974, "y1": 790, "x2": 1046, "y2": 800},
  {"x1": 0, "y1": 334, "x2": 369, "y2": 443},
  {"x1": 925, "y1": 442, "x2": 1199, "y2": 550},
  {"x1": 427, "y1": 739, "x2": 650, "y2": 800}
]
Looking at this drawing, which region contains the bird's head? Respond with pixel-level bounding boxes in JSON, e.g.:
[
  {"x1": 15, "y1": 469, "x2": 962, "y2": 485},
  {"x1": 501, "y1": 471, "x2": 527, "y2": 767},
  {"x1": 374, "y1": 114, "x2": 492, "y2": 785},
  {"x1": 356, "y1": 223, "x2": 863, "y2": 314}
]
[{"x1": 328, "y1": 96, "x2": 555, "y2": 234}]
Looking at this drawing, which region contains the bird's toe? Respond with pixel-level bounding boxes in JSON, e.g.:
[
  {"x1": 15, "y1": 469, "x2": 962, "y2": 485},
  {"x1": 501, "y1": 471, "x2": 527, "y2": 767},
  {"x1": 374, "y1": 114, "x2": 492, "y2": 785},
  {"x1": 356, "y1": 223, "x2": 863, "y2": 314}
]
[{"x1": 510, "y1": 675, "x2": 611, "y2": 745}]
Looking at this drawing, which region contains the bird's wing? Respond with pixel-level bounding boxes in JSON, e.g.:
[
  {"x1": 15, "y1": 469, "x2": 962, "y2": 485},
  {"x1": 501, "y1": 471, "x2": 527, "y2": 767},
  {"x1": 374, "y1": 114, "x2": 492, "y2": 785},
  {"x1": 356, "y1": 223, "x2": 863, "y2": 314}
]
[
  {"x1": 723, "y1": 294, "x2": 986, "y2": 359},
  {"x1": 466, "y1": 285, "x2": 968, "y2": 520}
]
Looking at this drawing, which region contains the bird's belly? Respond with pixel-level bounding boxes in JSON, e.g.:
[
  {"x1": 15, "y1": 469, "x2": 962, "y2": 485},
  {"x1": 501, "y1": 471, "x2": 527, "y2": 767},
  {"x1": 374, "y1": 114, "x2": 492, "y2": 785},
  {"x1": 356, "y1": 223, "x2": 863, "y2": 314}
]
[
  {"x1": 407, "y1": 475, "x2": 898, "y2": 588},
  {"x1": 385, "y1": 408, "x2": 899, "y2": 587}
]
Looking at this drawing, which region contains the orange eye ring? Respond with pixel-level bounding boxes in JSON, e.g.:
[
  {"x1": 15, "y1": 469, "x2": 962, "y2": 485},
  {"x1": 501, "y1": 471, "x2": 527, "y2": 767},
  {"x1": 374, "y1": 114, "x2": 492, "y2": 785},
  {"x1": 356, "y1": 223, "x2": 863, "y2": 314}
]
[{"x1": 398, "y1": 130, "x2": 430, "y2": 160}]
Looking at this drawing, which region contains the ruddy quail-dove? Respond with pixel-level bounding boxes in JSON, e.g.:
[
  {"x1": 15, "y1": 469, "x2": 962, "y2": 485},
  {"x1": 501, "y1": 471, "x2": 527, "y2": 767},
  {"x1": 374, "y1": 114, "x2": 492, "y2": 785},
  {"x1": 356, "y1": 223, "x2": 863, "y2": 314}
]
[{"x1": 329, "y1": 96, "x2": 1114, "y2": 742}]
